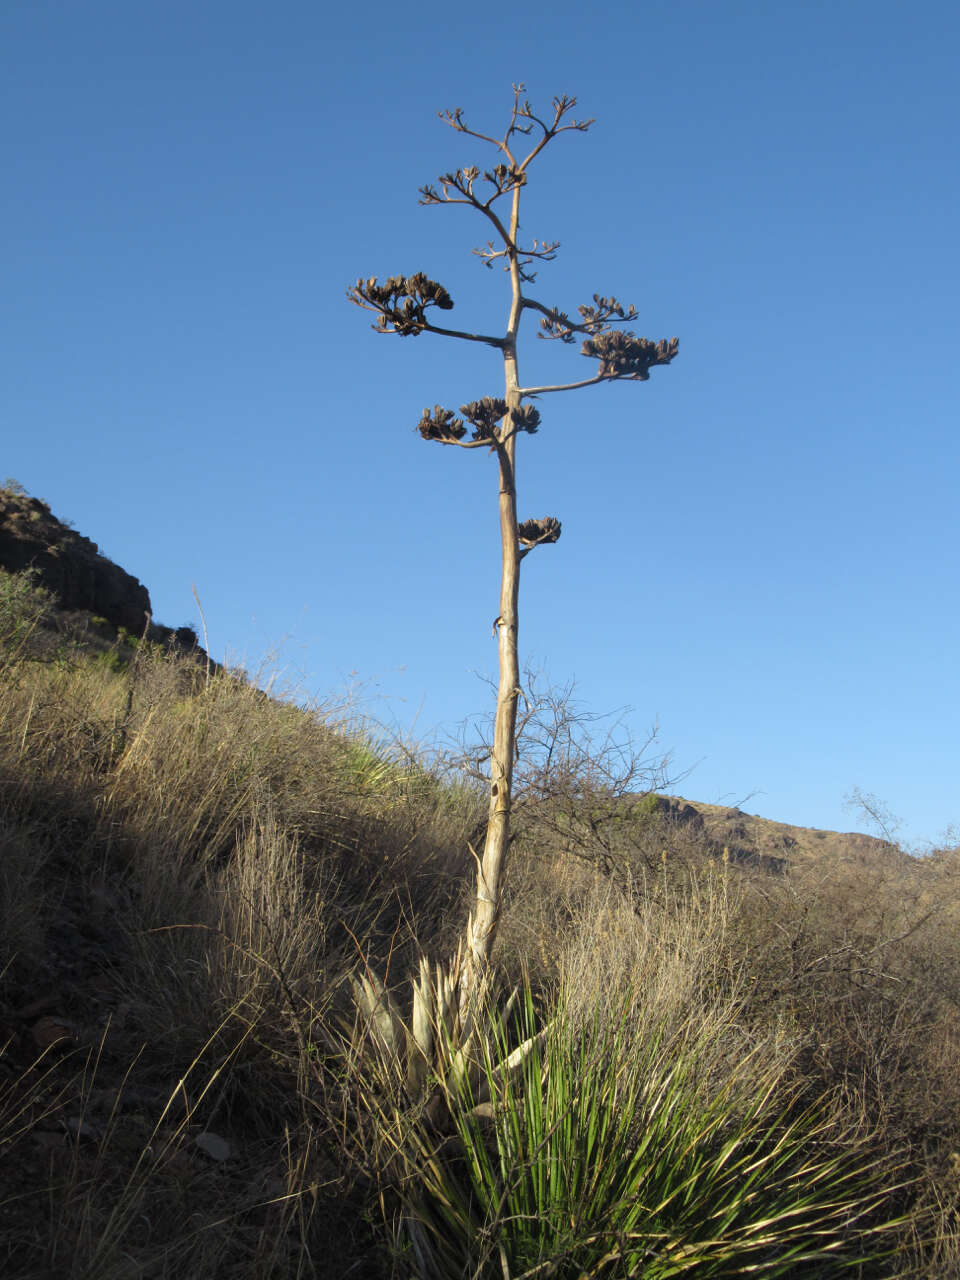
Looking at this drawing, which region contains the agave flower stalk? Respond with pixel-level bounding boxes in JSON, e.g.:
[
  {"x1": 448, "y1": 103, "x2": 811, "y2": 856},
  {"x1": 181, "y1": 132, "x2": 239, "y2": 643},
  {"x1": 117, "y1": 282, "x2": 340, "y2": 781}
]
[{"x1": 349, "y1": 85, "x2": 678, "y2": 1029}]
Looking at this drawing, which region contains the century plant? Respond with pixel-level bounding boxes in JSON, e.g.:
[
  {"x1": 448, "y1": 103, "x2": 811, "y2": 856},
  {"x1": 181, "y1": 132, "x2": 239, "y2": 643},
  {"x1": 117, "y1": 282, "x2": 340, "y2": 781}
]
[
  {"x1": 348, "y1": 86, "x2": 677, "y2": 1024},
  {"x1": 395, "y1": 979, "x2": 905, "y2": 1279}
]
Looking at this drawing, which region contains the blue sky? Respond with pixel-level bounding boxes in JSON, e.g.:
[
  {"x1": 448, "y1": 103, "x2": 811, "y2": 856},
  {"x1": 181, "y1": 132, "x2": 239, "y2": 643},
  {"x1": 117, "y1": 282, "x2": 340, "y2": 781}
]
[{"x1": 3, "y1": 0, "x2": 957, "y2": 847}]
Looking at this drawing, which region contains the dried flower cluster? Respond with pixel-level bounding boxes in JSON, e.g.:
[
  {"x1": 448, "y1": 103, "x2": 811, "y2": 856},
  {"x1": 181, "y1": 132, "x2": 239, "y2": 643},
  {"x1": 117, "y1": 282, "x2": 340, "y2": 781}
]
[
  {"x1": 416, "y1": 405, "x2": 466, "y2": 442},
  {"x1": 518, "y1": 516, "x2": 562, "y2": 547},
  {"x1": 537, "y1": 294, "x2": 640, "y2": 342},
  {"x1": 580, "y1": 332, "x2": 679, "y2": 380},
  {"x1": 348, "y1": 272, "x2": 454, "y2": 336},
  {"x1": 461, "y1": 397, "x2": 508, "y2": 440},
  {"x1": 416, "y1": 399, "x2": 542, "y2": 446}
]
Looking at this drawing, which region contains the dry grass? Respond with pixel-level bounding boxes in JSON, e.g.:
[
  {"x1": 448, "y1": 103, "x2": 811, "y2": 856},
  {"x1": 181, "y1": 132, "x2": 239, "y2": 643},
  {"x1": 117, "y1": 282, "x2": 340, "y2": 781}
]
[
  {"x1": 496, "y1": 833, "x2": 960, "y2": 1275},
  {"x1": 0, "y1": 580, "x2": 958, "y2": 1276},
  {"x1": 0, "y1": 609, "x2": 481, "y2": 1276}
]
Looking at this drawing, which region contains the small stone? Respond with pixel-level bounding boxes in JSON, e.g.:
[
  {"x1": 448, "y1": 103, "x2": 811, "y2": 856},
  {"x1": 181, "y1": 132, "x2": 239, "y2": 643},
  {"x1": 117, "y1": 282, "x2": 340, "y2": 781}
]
[
  {"x1": 64, "y1": 1116, "x2": 102, "y2": 1143},
  {"x1": 31, "y1": 1017, "x2": 78, "y2": 1052},
  {"x1": 193, "y1": 1131, "x2": 231, "y2": 1162},
  {"x1": 13, "y1": 994, "x2": 60, "y2": 1020},
  {"x1": 32, "y1": 1130, "x2": 67, "y2": 1150}
]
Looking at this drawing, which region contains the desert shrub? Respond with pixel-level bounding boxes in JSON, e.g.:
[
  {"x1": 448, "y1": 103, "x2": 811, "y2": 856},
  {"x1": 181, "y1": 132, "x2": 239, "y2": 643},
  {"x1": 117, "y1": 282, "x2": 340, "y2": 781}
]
[
  {"x1": 0, "y1": 567, "x2": 56, "y2": 661},
  {"x1": 722, "y1": 853, "x2": 960, "y2": 1125}
]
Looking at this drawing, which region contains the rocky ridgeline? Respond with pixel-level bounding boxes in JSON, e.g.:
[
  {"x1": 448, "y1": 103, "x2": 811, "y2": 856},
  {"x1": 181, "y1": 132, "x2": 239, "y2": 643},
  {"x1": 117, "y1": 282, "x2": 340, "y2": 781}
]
[
  {"x1": 0, "y1": 488, "x2": 152, "y2": 634},
  {"x1": 649, "y1": 795, "x2": 904, "y2": 871},
  {"x1": 0, "y1": 485, "x2": 205, "y2": 658}
]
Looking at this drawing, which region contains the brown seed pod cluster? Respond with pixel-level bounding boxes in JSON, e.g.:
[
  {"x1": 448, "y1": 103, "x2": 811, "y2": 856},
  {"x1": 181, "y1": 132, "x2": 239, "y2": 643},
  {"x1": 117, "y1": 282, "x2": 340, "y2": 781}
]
[
  {"x1": 577, "y1": 294, "x2": 639, "y2": 329},
  {"x1": 348, "y1": 272, "x2": 454, "y2": 336},
  {"x1": 512, "y1": 404, "x2": 541, "y2": 434},
  {"x1": 416, "y1": 405, "x2": 465, "y2": 442},
  {"x1": 518, "y1": 516, "x2": 561, "y2": 547},
  {"x1": 461, "y1": 397, "x2": 508, "y2": 441},
  {"x1": 581, "y1": 331, "x2": 679, "y2": 380}
]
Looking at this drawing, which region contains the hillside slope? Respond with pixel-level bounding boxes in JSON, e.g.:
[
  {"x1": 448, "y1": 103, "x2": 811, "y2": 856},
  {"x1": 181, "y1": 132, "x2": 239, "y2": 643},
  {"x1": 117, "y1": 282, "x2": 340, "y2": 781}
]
[
  {"x1": 1, "y1": 481, "x2": 958, "y2": 1277},
  {"x1": 0, "y1": 481, "x2": 893, "y2": 868}
]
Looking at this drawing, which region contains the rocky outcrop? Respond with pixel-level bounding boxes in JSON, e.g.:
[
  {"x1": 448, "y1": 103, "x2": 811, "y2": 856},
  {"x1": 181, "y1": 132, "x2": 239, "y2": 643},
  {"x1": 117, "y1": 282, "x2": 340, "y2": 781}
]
[
  {"x1": 0, "y1": 489, "x2": 151, "y2": 634},
  {"x1": 649, "y1": 794, "x2": 904, "y2": 872}
]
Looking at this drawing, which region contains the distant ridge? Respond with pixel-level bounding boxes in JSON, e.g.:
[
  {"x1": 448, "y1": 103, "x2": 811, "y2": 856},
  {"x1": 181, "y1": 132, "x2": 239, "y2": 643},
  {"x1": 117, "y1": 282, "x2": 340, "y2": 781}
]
[{"x1": 648, "y1": 794, "x2": 907, "y2": 872}]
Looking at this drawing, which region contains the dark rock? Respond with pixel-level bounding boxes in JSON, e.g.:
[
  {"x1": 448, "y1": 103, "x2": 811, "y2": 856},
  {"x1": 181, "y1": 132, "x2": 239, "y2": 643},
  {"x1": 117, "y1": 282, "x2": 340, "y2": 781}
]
[
  {"x1": 0, "y1": 490, "x2": 151, "y2": 634},
  {"x1": 650, "y1": 795, "x2": 706, "y2": 830}
]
